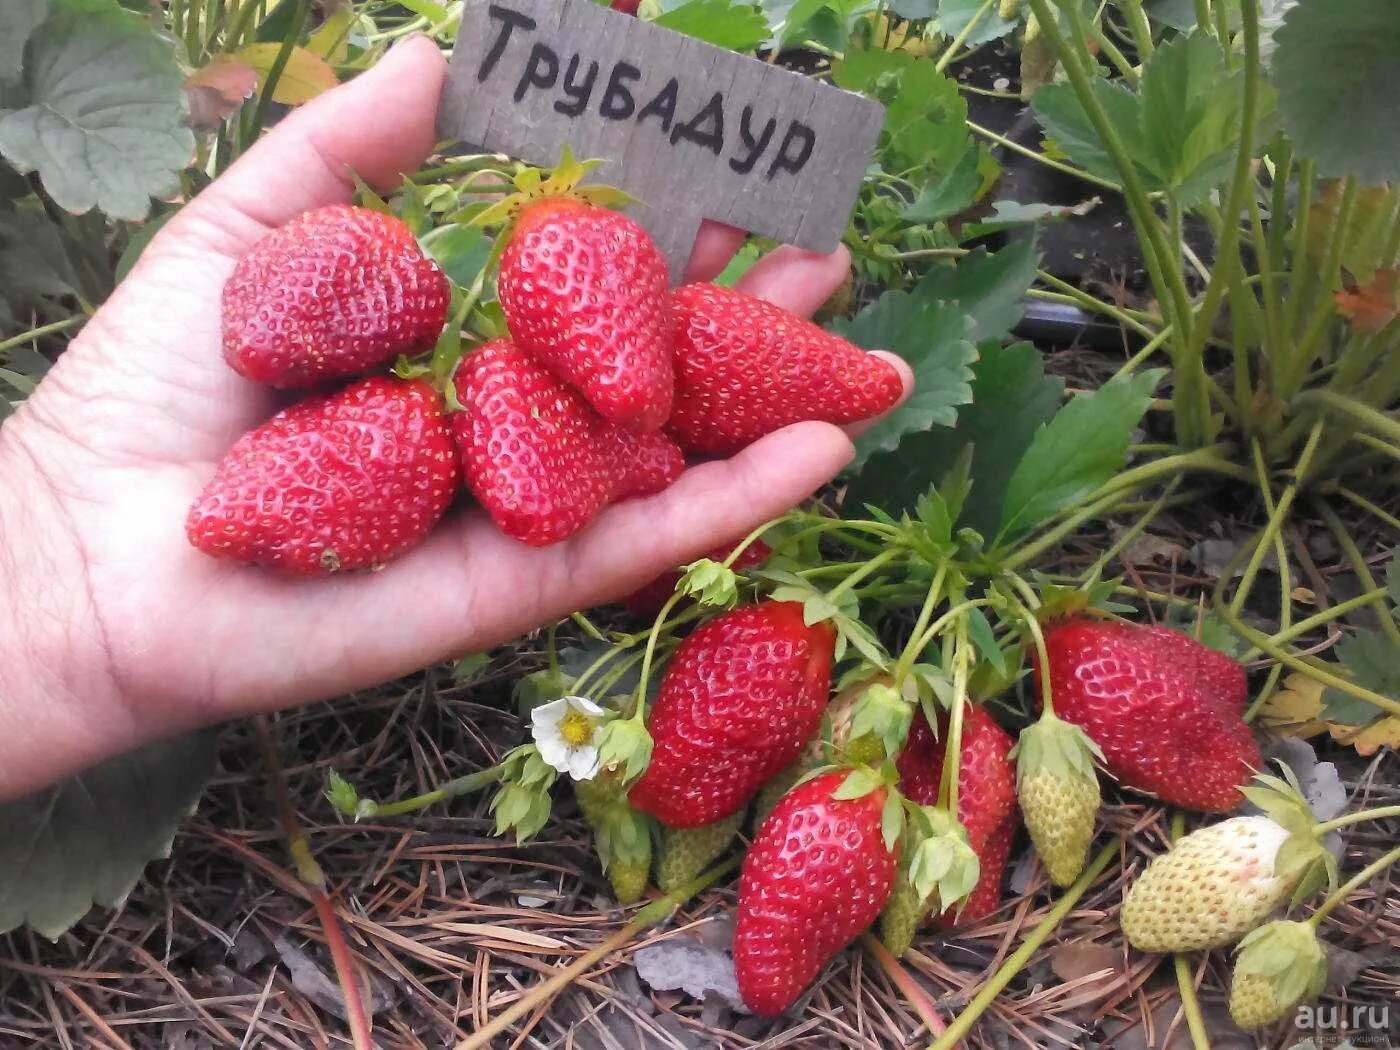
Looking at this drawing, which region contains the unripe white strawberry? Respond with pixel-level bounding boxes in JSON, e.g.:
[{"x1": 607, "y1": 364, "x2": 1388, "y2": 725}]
[
  {"x1": 1011, "y1": 714, "x2": 1103, "y2": 887},
  {"x1": 1122, "y1": 816, "x2": 1294, "y2": 952}
]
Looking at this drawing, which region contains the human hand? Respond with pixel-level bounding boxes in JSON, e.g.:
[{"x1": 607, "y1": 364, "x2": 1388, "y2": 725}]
[{"x1": 0, "y1": 37, "x2": 911, "y2": 801}]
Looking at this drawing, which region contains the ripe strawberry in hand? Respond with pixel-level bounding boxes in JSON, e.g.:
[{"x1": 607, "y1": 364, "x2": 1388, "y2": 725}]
[
  {"x1": 222, "y1": 205, "x2": 449, "y2": 388},
  {"x1": 734, "y1": 770, "x2": 899, "y2": 1016},
  {"x1": 187, "y1": 377, "x2": 457, "y2": 574},
  {"x1": 896, "y1": 705, "x2": 1019, "y2": 924},
  {"x1": 1036, "y1": 618, "x2": 1259, "y2": 812},
  {"x1": 621, "y1": 538, "x2": 772, "y2": 616},
  {"x1": 666, "y1": 283, "x2": 904, "y2": 455},
  {"x1": 628, "y1": 601, "x2": 835, "y2": 828},
  {"x1": 494, "y1": 156, "x2": 673, "y2": 432},
  {"x1": 451, "y1": 340, "x2": 683, "y2": 547}
]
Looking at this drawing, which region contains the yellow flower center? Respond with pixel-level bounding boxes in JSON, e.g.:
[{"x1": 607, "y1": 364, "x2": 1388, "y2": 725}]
[{"x1": 558, "y1": 709, "x2": 596, "y2": 748}]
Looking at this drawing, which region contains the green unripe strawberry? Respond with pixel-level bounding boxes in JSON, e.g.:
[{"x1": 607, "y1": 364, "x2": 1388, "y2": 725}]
[
  {"x1": 1229, "y1": 920, "x2": 1327, "y2": 1028},
  {"x1": 878, "y1": 878, "x2": 921, "y2": 958},
  {"x1": 575, "y1": 775, "x2": 654, "y2": 904},
  {"x1": 656, "y1": 810, "x2": 745, "y2": 892},
  {"x1": 1011, "y1": 714, "x2": 1103, "y2": 887}
]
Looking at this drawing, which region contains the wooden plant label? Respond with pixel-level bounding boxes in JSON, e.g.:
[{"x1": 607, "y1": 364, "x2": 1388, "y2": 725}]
[{"x1": 438, "y1": 0, "x2": 886, "y2": 277}]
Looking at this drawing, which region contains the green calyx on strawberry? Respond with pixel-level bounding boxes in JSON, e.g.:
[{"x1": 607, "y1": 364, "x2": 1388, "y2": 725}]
[
  {"x1": 628, "y1": 600, "x2": 836, "y2": 828},
  {"x1": 666, "y1": 282, "x2": 904, "y2": 455},
  {"x1": 222, "y1": 204, "x2": 450, "y2": 388},
  {"x1": 895, "y1": 704, "x2": 1019, "y2": 926},
  {"x1": 186, "y1": 377, "x2": 458, "y2": 574},
  {"x1": 451, "y1": 339, "x2": 684, "y2": 546},
  {"x1": 623, "y1": 539, "x2": 772, "y2": 617},
  {"x1": 734, "y1": 768, "x2": 901, "y2": 1016},
  {"x1": 1229, "y1": 920, "x2": 1328, "y2": 1029},
  {"x1": 1035, "y1": 616, "x2": 1259, "y2": 812},
  {"x1": 574, "y1": 770, "x2": 656, "y2": 904},
  {"x1": 879, "y1": 802, "x2": 981, "y2": 956},
  {"x1": 477, "y1": 148, "x2": 674, "y2": 433},
  {"x1": 1011, "y1": 712, "x2": 1104, "y2": 887}
]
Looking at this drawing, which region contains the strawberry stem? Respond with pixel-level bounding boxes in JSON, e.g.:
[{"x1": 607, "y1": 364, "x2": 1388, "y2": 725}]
[
  {"x1": 927, "y1": 841, "x2": 1117, "y2": 1050},
  {"x1": 861, "y1": 932, "x2": 949, "y2": 1039},
  {"x1": 347, "y1": 764, "x2": 506, "y2": 819},
  {"x1": 631, "y1": 591, "x2": 687, "y2": 722},
  {"x1": 938, "y1": 620, "x2": 972, "y2": 814},
  {"x1": 1307, "y1": 844, "x2": 1400, "y2": 927},
  {"x1": 1313, "y1": 804, "x2": 1400, "y2": 836},
  {"x1": 893, "y1": 563, "x2": 950, "y2": 689}
]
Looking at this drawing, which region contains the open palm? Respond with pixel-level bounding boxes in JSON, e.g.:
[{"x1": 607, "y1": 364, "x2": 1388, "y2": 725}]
[{"x1": 0, "y1": 38, "x2": 910, "y2": 801}]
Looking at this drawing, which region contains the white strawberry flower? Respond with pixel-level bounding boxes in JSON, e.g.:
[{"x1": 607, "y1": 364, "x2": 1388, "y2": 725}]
[{"x1": 531, "y1": 696, "x2": 605, "y2": 781}]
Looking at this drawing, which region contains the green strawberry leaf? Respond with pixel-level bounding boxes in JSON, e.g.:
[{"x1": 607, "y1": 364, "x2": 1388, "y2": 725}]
[
  {"x1": 837, "y1": 291, "x2": 975, "y2": 473},
  {"x1": 832, "y1": 50, "x2": 970, "y2": 175},
  {"x1": 0, "y1": 0, "x2": 49, "y2": 82},
  {"x1": 652, "y1": 0, "x2": 772, "y2": 52},
  {"x1": 1320, "y1": 630, "x2": 1400, "y2": 726},
  {"x1": 997, "y1": 369, "x2": 1164, "y2": 544},
  {"x1": 935, "y1": 0, "x2": 1017, "y2": 45},
  {"x1": 918, "y1": 237, "x2": 1040, "y2": 347},
  {"x1": 0, "y1": 731, "x2": 218, "y2": 938},
  {"x1": 1272, "y1": 0, "x2": 1400, "y2": 184},
  {"x1": 0, "y1": 0, "x2": 193, "y2": 220},
  {"x1": 901, "y1": 143, "x2": 981, "y2": 224}
]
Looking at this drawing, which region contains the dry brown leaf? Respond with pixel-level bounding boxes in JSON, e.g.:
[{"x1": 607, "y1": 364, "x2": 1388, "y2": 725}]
[
  {"x1": 233, "y1": 43, "x2": 339, "y2": 105},
  {"x1": 1257, "y1": 673, "x2": 1329, "y2": 738},
  {"x1": 184, "y1": 55, "x2": 258, "y2": 131},
  {"x1": 1328, "y1": 714, "x2": 1400, "y2": 756},
  {"x1": 1334, "y1": 266, "x2": 1400, "y2": 332}
]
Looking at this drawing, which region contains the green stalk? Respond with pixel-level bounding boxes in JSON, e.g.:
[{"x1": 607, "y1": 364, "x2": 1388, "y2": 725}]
[
  {"x1": 1266, "y1": 141, "x2": 1293, "y2": 280},
  {"x1": 1027, "y1": 0, "x2": 1199, "y2": 443},
  {"x1": 1315, "y1": 501, "x2": 1400, "y2": 648},
  {"x1": 1314, "y1": 805, "x2": 1400, "y2": 836},
  {"x1": 1295, "y1": 387, "x2": 1400, "y2": 448},
  {"x1": 934, "y1": 0, "x2": 998, "y2": 72},
  {"x1": 893, "y1": 564, "x2": 950, "y2": 687},
  {"x1": 1279, "y1": 178, "x2": 1357, "y2": 400},
  {"x1": 1170, "y1": 814, "x2": 1213, "y2": 1050},
  {"x1": 1228, "y1": 424, "x2": 1323, "y2": 615},
  {"x1": 1281, "y1": 159, "x2": 1317, "y2": 344},
  {"x1": 1082, "y1": 478, "x2": 1182, "y2": 580},
  {"x1": 0, "y1": 315, "x2": 86, "y2": 355},
  {"x1": 1178, "y1": 0, "x2": 1263, "y2": 439},
  {"x1": 1215, "y1": 603, "x2": 1400, "y2": 717},
  {"x1": 1307, "y1": 846, "x2": 1400, "y2": 927},
  {"x1": 928, "y1": 842, "x2": 1118, "y2": 1050},
  {"x1": 353, "y1": 764, "x2": 505, "y2": 819},
  {"x1": 244, "y1": 0, "x2": 312, "y2": 150},
  {"x1": 1258, "y1": 587, "x2": 1389, "y2": 651},
  {"x1": 1335, "y1": 487, "x2": 1400, "y2": 533},
  {"x1": 966, "y1": 120, "x2": 1123, "y2": 193},
  {"x1": 940, "y1": 620, "x2": 972, "y2": 813},
  {"x1": 1115, "y1": 0, "x2": 1154, "y2": 56}
]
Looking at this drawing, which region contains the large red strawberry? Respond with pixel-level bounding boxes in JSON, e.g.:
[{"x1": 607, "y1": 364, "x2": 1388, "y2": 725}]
[
  {"x1": 1140, "y1": 624, "x2": 1247, "y2": 712},
  {"x1": 187, "y1": 377, "x2": 457, "y2": 573},
  {"x1": 895, "y1": 705, "x2": 1019, "y2": 924},
  {"x1": 222, "y1": 205, "x2": 449, "y2": 388},
  {"x1": 665, "y1": 283, "x2": 904, "y2": 454},
  {"x1": 1036, "y1": 618, "x2": 1259, "y2": 812},
  {"x1": 628, "y1": 602, "x2": 835, "y2": 828},
  {"x1": 734, "y1": 771, "x2": 899, "y2": 1016},
  {"x1": 622, "y1": 538, "x2": 772, "y2": 616},
  {"x1": 451, "y1": 340, "x2": 683, "y2": 546},
  {"x1": 498, "y1": 199, "x2": 672, "y2": 432}
]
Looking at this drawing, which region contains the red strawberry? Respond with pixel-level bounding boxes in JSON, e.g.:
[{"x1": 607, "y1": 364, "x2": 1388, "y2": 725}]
[
  {"x1": 1141, "y1": 624, "x2": 1247, "y2": 711},
  {"x1": 665, "y1": 283, "x2": 903, "y2": 455},
  {"x1": 498, "y1": 199, "x2": 673, "y2": 432},
  {"x1": 622, "y1": 538, "x2": 772, "y2": 616},
  {"x1": 1037, "y1": 618, "x2": 1259, "y2": 812},
  {"x1": 734, "y1": 771, "x2": 899, "y2": 1016},
  {"x1": 628, "y1": 602, "x2": 835, "y2": 828},
  {"x1": 222, "y1": 205, "x2": 449, "y2": 388},
  {"x1": 187, "y1": 377, "x2": 457, "y2": 573},
  {"x1": 451, "y1": 340, "x2": 683, "y2": 546},
  {"x1": 895, "y1": 705, "x2": 1018, "y2": 924},
  {"x1": 610, "y1": 0, "x2": 640, "y2": 12}
]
